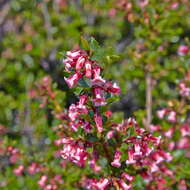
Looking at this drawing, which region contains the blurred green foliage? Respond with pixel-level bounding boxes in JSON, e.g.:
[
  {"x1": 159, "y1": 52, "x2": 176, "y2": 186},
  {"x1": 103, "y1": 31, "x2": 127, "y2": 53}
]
[{"x1": 0, "y1": 0, "x2": 190, "y2": 189}]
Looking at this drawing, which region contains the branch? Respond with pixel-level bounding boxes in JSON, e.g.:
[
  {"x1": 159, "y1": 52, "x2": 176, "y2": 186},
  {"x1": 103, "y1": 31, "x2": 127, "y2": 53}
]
[
  {"x1": 41, "y1": 1, "x2": 53, "y2": 40},
  {"x1": 145, "y1": 72, "x2": 152, "y2": 129}
]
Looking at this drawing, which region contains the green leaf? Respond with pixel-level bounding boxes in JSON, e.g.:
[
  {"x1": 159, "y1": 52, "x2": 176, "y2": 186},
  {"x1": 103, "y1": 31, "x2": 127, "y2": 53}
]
[
  {"x1": 74, "y1": 87, "x2": 83, "y2": 96},
  {"x1": 78, "y1": 78, "x2": 91, "y2": 88},
  {"x1": 107, "y1": 96, "x2": 119, "y2": 104},
  {"x1": 99, "y1": 157, "x2": 108, "y2": 168},
  {"x1": 80, "y1": 36, "x2": 90, "y2": 50},
  {"x1": 86, "y1": 134, "x2": 99, "y2": 143},
  {"x1": 91, "y1": 49, "x2": 105, "y2": 62},
  {"x1": 89, "y1": 37, "x2": 100, "y2": 50}
]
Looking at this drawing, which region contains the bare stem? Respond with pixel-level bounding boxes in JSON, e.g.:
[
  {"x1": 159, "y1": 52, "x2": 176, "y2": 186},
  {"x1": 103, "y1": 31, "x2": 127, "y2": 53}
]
[
  {"x1": 41, "y1": 2, "x2": 53, "y2": 40},
  {"x1": 145, "y1": 72, "x2": 152, "y2": 129}
]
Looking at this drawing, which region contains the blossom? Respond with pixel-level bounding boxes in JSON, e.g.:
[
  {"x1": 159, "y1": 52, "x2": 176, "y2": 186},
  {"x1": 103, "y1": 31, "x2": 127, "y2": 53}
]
[
  {"x1": 93, "y1": 87, "x2": 106, "y2": 106},
  {"x1": 179, "y1": 82, "x2": 190, "y2": 97},
  {"x1": 157, "y1": 109, "x2": 166, "y2": 119},
  {"x1": 64, "y1": 72, "x2": 82, "y2": 88},
  {"x1": 13, "y1": 165, "x2": 24, "y2": 176},
  {"x1": 60, "y1": 138, "x2": 88, "y2": 167},
  {"x1": 76, "y1": 56, "x2": 85, "y2": 70},
  {"x1": 167, "y1": 111, "x2": 176, "y2": 123},
  {"x1": 105, "y1": 82, "x2": 120, "y2": 94},
  {"x1": 111, "y1": 151, "x2": 122, "y2": 168},
  {"x1": 118, "y1": 179, "x2": 131, "y2": 190},
  {"x1": 149, "y1": 124, "x2": 161, "y2": 132},
  {"x1": 126, "y1": 149, "x2": 136, "y2": 164},
  {"x1": 106, "y1": 130, "x2": 115, "y2": 139},
  {"x1": 95, "y1": 178, "x2": 110, "y2": 190},
  {"x1": 164, "y1": 128, "x2": 174, "y2": 138},
  {"x1": 121, "y1": 173, "x2": 134, "y2": 182},
  {"x1": 94, "y1": 112, "x2": 103, "y2": 133},
  {"x1": 85, "y1": 60, "x2": 92, "y2": 78},
  {"x1": 38, "y1": 175, "x2": 48, "y2": 188},
  {"x1": 181, "y1": 124, "x2": 190, "y2": 136},
  {"x1": 89, "y1": 159, "x2": 102, "y2": 173},
  {"x1": 178, "y1": 45, "x2": 189, "y2": 56},
  {"x1": 28, "y1": 162, "x2": 40, "y2": 175}
]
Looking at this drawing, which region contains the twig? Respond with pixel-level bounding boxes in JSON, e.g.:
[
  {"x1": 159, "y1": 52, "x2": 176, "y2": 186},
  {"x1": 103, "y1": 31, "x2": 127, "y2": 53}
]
[
  {"x1": 145, "y1": 72, "x2": 152, "y2": 129},
  {"x1": 41, "y1": 1, "x2": 53, "y2": 40},
  {"x1": 0, "y1": 3, "x2": 10, "y2": 25}
]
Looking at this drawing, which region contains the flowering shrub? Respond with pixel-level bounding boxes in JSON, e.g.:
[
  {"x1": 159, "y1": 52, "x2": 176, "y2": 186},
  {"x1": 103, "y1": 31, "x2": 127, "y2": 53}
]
[
  {"x1": 153, "y1": 73, "x2": 190, "y2": 189},
  {"x1": 31, "y1": 39, "x2": 171, "y2": 190}
]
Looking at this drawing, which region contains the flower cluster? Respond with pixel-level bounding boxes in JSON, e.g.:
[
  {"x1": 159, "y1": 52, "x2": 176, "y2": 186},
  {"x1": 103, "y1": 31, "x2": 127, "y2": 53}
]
[
  {"x1": 157, "y1": 109, "x2": 176, "y2": 123},
  {"x1": 56, "y1": 49, "x2": 172, "y2": 189},
  {"x1": 179, "y1": 81, "x2": 190, "y2": 97},
  {"x1": 153, "y1": 77, "x2": 190, "y2": 189},
  {"x1": 64, "y1": 49, "x2": 120, "y2": 133},
  {"x1": 38, "y1": 175, "x2": 64, "y2": 190},
  {"x1": 59, "y1": 137, "x2": 88, "y2": 167}
]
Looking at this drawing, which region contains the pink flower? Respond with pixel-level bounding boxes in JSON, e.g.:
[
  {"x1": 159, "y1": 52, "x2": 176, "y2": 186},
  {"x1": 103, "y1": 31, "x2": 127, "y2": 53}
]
[
  {"x1": 106, "y1": 130, "x2": 115, "y2": 139},
  {"x1": 178, "y1": 45, "x2": 189, "y2": 56},
  {"x1": 127, "y1": 118, "x2": 138, "y2": 126},
  {"x1": 61, "y1": 139, "x2": 88, "y2": 167},
  {"x1": 150, "y1": 162, "x2": 159, "y2": 173},
  {"x1": 93, "y1": 87, "x2": 106, "y2": 106},
  {"x1": 118, "y1": 179, "x2": 131, "y2": 190},
  {"x1": 81, "y1": 122, "x2": 92, "y2": 133},
  {"x1": 181, "y1": 124, "x2": 190, "y2": 136},
  {"x1": 94, "y1": 112, "x2": 103, "y2": 133},
  {"x1": 108, "y1": 8, "x2": 116, "y2": 17},
  {"x1": 121, "y1": 173, "x2": 134, "y2": 182},
  {"x1": 177, "y1": 137, "x2": 190, "y2": 149},
  {"x1": 66, "y1": 50, "x2": 81, "y2": 58},
  {"x1": 140, "y1": 171, "x2": 152, "y2": 183},
  {"x1": 53, "y1": 175, "x2": 64, "y2": 184},
  {"x1": 68, "y1": 104, "x2": 78, "y2": 121},
  {"x1": 105, "y1": 82, "x2": 120, "y2": 94},
  {"x1": 168, "y1": 142, "x2": 175, "y2": 151},
  {"x1": 91, "y1": 75, "x2": 106, "y2": 87},
  {"x1": 160, "y1": 166, "x2": 173, "y2": 176},
  {"x1": 44, "y1": 184, "x2": 57, "y2": 190},
  {"x1": 178, "y1": 180, "x2": 187, "y2": 190},
  {"x1": 64, "y1": 72, "x2": 82, "y2": 88},
  {"x1": 138, "y1": 0, "x2": 149, "y2": 8},
  {"x1": 105, "y1": 110, "x2": 112, "y2": 118},
  {"x1": 150, "y1": 151, "x2": 164, "y2": 164},
  {"x1": 134, "y1": 143, "x2": 142, "y2": 156},
  {"x1": 179, "y1": 82, "x2": 190, "y2": 97},
  {"x1": 95, "y1": 178, "x2": 110, "y2": 190},
  {"x1": 126, "y1": 149, "x2": 136, "y2": 164},
  {"x1": 111, "y1": 151, "x2": 122, "y2": 168},
  {"x1": 157, "y1": 109, "x2": 166, "y2": 119},
  {"x1": 76, "y1": 56, "x2": 85, "y2": 70},
  {"x1": 38, "y1": 175, "x2": 48, "y2": 188},
  {"x1": 167, "y1": 111, "x2": 176, "y2": 123},
  {"x1": 77, "y1": 100, "x2": 88, "y2": 115},
  {"x1": 13, "y1": 165, "x2": 24, "y2": 176},
  {"x1": 164, "y1": 128, "x2": 174, "y2": 138},
  {"x1": 68, "y1": 96, "x2": 88, "y2": 123},
  {"x1": 170, "y1": 2, "x2": 179, "y2": 10},
  {"x1": 89, "y1": 159, "x2": 102, "y2": 173},
  {"x1": 28, "y1": 162, "x2": 40, "y2": 175},
  {"x1": 85, "y1": 60, "x2": 92, "y2": 78},
  {"x1": 149, "y1": 124, "x2": 161, "y2": 132},
  {"x1": 158, "y1": 150, "x2": 172, "y2": 162}
]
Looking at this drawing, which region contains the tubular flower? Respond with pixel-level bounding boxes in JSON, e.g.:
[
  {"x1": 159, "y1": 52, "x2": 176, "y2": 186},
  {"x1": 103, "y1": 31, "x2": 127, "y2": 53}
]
[{"x1": 60, "y1": 138, "x2": 88, "y2": 167}]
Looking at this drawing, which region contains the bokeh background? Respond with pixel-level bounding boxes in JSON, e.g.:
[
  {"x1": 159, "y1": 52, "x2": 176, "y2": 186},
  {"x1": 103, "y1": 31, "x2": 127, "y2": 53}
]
[{"x1": 0, "y1": 0, "x2": 190, "y2": 189}]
